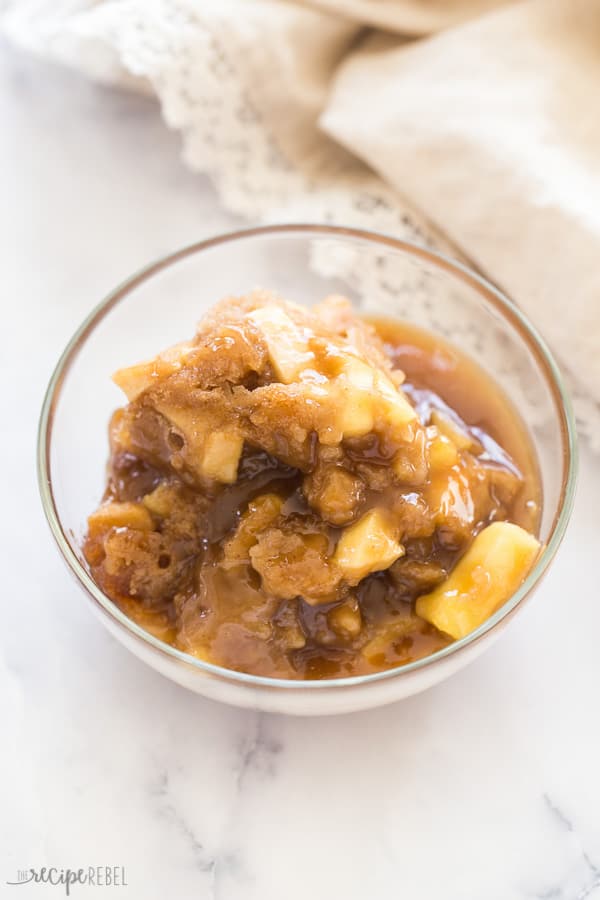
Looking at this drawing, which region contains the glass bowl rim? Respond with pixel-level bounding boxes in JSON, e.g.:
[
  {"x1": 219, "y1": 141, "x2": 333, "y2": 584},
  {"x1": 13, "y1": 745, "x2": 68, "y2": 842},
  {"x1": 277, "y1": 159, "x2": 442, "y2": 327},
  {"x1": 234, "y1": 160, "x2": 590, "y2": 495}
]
[{"x1": 37, "y1": 223, "x2": 578, "y2": 691}]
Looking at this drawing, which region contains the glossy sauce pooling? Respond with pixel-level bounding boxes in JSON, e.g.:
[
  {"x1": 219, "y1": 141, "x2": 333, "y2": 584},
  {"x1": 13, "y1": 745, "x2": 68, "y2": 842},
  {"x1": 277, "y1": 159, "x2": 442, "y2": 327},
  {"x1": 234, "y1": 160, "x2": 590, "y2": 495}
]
[
  {"x1": 378, "y1": 319, "x2": 541, "y2": 535},
  {"x1": 84, "y1": 295, "x2": 541, "y2": 679}
]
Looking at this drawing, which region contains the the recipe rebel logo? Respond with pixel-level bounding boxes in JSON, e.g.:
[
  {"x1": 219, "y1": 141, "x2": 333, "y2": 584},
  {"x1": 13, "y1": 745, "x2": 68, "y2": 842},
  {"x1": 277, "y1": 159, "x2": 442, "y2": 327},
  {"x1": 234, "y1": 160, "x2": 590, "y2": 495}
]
[{"x1": 6, "y1": 867, "x2": 128, "y2": 894}]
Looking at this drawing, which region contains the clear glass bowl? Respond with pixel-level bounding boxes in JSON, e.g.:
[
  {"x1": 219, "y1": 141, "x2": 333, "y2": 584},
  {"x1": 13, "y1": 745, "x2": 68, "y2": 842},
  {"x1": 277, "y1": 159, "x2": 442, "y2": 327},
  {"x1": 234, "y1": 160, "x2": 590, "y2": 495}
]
[{"x1": 38, "y1": 225, "x2": 577, "y2": 715}]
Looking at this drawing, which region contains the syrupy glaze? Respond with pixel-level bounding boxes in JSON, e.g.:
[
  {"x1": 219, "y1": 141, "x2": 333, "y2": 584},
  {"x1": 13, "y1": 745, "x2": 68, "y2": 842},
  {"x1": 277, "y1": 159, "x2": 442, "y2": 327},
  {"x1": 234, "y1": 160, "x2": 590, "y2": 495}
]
[
  {"x1": 83, "y1": 294, "x2": 541, "y2": 679},
  {"x1": 378, "y1": 319, "x2": 541, "y2": 534}
]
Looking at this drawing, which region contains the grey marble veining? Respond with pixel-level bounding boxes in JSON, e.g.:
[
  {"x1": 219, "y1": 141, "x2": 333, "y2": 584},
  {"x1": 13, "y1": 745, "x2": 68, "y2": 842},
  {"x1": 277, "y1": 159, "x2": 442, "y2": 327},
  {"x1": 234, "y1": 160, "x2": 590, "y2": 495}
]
[{"x1": 1, "y1": 40, "x2": 599, "y2": 900}]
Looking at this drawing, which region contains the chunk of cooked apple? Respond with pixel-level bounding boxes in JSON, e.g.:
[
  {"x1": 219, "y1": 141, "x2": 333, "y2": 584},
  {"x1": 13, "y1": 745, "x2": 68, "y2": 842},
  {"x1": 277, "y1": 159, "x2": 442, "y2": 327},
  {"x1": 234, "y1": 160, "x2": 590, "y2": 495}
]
[
  {"x1": 201, "y1": 430, "x2": 244, "y2": 484},
  {"x1": 329, "y1": 355, "x2": 415, "y2": 441},
  {"x1": 427, "y1": 426, "x2": 459, "y2": 471},
  {"x1": 373, "y1": 370, "x2": 417, "y2": 436},
  {"x1": 88, "y1": 501, "x2": 154, "y2": 534},
  {"x1": 112, "y1": 341, "x2": 195, "y2": 401},
  {"x1": 334, "y1": 507, "x2": 405, "y2": 583},
  {"x1": 416, "y1": 521, "x2": 541, "y2": 639},
  {"x1": 330, "y1": 375, "x2": 375, "y2": 438},
  {"x1": 328, "y1": 597, "x2": 362, "y2": 638},
  {"x1": 152, "y1": 401, "x2": 242, "y2": 484},
  {"x1": 430, "y1": 409, "x2": 476, "y2": 452},
  {"x1": 248, "y1": 305, "x2": 314, "y2": 383}
]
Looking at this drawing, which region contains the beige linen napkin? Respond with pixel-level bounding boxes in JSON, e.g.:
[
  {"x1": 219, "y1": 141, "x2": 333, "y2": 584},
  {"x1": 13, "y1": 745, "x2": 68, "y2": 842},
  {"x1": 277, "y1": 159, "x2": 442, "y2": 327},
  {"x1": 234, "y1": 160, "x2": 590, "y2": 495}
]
[
  {"x1": 2, "y1": 0, "x2": 599, "y2": 442},
  {"x1": 303, "y1": 0, "x2": 511, "y2": 34},
  {"x1": 322, "y1": 0, "x2": 600, "y2": 415}
]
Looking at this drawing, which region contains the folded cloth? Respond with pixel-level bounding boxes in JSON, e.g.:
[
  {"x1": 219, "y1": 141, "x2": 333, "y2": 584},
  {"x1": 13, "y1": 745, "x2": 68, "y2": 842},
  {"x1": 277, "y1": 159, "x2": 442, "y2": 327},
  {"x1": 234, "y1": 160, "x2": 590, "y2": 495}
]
[
  {"x1": 301, "y1": 0, "x2": 511, "y2": 35},
  {"x1": 2, "y1": 0, "x2": 599, "y2": 444},
  {"x1": 322, "y1": 0, "x2": 600, "y2": 434}
]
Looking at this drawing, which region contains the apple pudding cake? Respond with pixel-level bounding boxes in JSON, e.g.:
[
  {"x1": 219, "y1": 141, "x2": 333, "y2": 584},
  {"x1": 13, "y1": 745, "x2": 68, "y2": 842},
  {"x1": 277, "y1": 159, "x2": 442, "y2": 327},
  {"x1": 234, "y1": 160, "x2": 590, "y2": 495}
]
[{"x1": 83, "y1": 292, "x2": 541, "y2": 679}]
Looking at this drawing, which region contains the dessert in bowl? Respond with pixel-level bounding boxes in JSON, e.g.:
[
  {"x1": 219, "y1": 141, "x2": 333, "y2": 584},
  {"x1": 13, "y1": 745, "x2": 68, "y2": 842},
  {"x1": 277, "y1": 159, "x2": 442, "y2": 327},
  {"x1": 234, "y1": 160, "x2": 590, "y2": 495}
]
[{"x1": 38, "y1": 225, "x2": 576, "y2": 715}]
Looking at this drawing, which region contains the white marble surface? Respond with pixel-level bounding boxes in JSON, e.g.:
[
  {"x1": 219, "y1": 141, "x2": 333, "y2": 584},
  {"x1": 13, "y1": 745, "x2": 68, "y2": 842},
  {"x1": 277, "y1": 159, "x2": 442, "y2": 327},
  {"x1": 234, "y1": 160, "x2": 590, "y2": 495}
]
[{"x1": 2, "y1": 41, "x2": 600, "y2": 900}]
